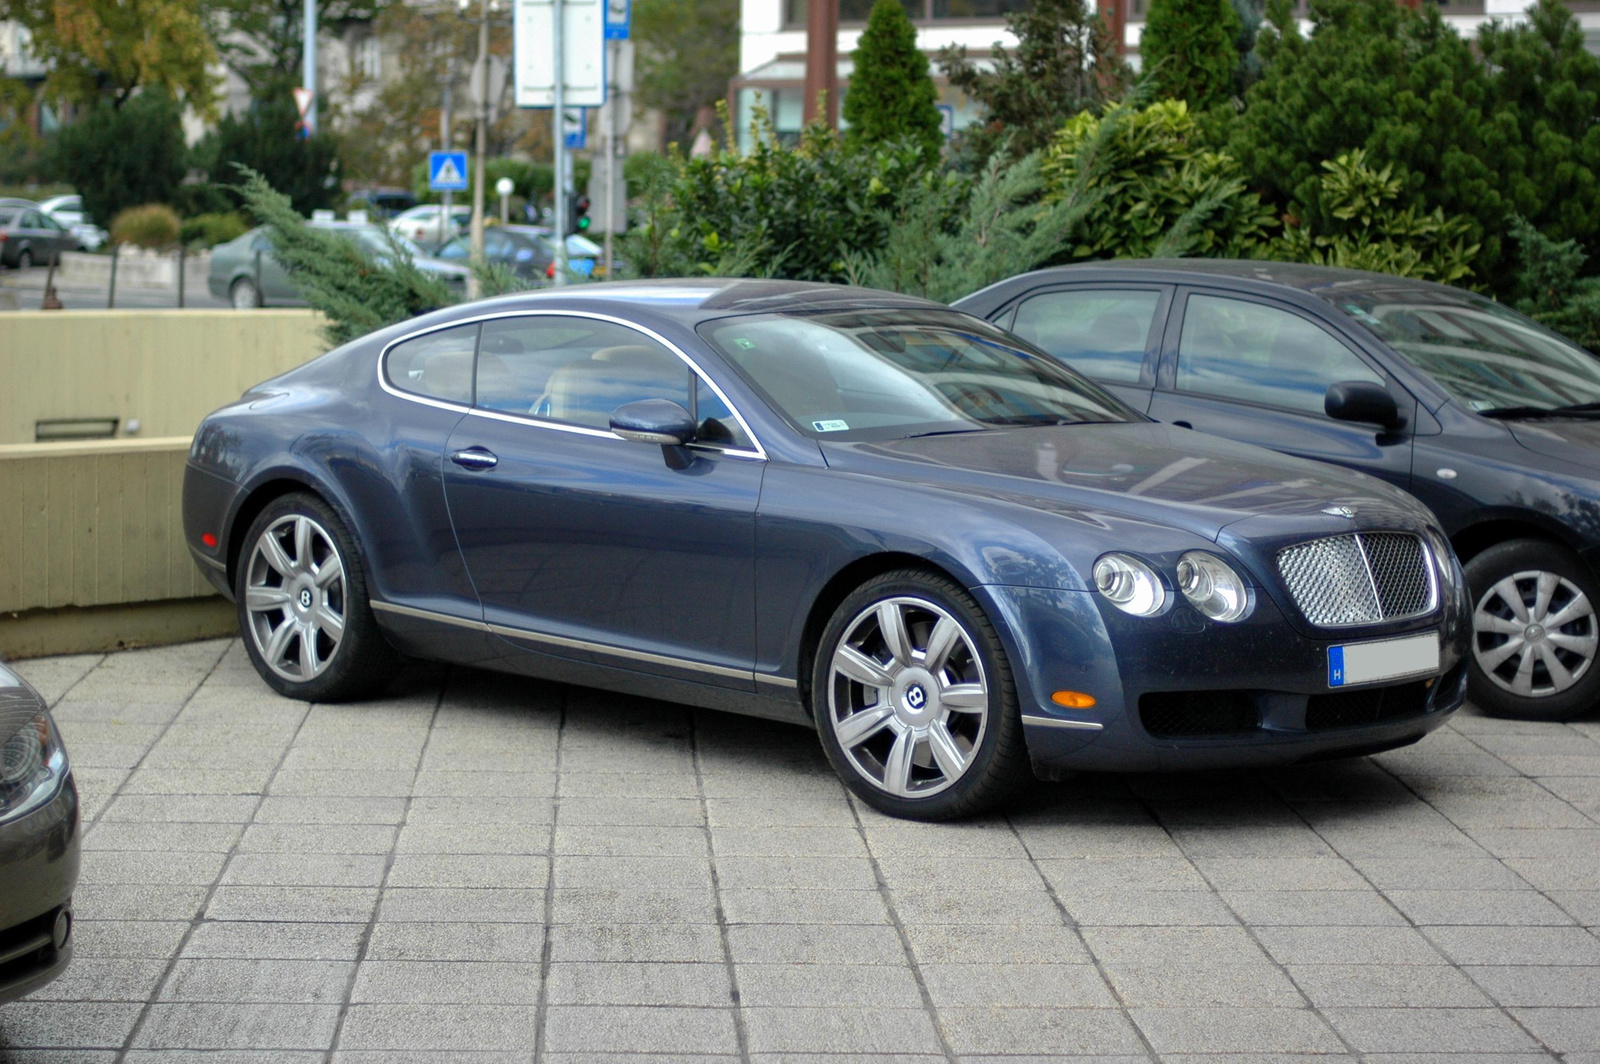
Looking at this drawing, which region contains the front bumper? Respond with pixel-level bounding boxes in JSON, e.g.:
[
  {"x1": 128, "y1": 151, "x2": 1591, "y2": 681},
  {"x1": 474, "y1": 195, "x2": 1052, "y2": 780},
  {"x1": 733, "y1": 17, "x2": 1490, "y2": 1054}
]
[
  {"x1": 0, "y1": 771, "x2": 80, "y2": 1004},
  {"x1": 980, "y1": 584, "x2": 1470, "y2": 775}
]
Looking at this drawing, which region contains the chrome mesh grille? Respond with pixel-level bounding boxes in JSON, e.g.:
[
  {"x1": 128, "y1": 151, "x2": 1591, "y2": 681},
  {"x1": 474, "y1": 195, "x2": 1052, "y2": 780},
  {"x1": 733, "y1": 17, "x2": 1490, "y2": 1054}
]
[{"x1": 1277, "y1": 532, "x2": 1436, "y2": 628}]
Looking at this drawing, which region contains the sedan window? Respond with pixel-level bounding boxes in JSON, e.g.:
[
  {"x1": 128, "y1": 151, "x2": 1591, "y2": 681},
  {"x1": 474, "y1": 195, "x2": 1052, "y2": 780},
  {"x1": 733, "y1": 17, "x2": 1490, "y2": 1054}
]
[
  {"x1": 385, "y1": 323, "x2": 479, "y2": 404},
  {"x1": 1175, "y1": 295, "x2": 1384, "y2": 415},
  {"x1": 476, "y1": 317, "x2": 692, "y2": 431},
  {"x1": 1010, "y1": 289, "x2": 1160, "y2": 384},
  {"x1": 1334, "y1": 289, "x2": 1600, "y2": 414}
]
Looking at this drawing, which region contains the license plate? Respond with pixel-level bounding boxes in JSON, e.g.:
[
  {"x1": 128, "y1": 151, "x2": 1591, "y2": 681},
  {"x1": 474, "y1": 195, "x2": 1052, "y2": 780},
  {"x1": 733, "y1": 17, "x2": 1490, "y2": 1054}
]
[{"x1": 1328, "y1": 632, "x2": 1440, "y2": 687}]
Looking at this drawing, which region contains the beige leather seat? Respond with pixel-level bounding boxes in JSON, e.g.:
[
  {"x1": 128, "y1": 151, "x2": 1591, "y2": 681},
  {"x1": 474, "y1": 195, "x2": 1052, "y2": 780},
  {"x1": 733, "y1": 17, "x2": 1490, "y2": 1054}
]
[{"x1": 535, "y1": 345, "x2": 689, "y2": 426}]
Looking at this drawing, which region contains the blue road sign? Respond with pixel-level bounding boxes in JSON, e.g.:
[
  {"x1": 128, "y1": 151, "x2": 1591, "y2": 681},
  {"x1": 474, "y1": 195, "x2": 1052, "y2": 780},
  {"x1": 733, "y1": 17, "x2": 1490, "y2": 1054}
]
[
  {"x1": 564, "y1": 109, "x2": 587, "y2": 150},
  {"x1": 428, "y1": 151, "x2": 469, "y2": 192},
  {"x1": 604, "y1": 0, "x2": 631, "y2": 39}
]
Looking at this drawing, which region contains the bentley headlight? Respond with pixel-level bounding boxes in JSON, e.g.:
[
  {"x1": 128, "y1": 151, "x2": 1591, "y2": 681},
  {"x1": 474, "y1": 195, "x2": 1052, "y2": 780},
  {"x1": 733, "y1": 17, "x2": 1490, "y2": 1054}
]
[
  {"x1": 0, "y1": 668, "x2": 66, "y2": 823},
  {"x1": 1176, "y1": 551, "x2": 1251, "y2": 623},
  {"x1": 1093, "y1": 553, "x2": 1167, "y2": 617}
]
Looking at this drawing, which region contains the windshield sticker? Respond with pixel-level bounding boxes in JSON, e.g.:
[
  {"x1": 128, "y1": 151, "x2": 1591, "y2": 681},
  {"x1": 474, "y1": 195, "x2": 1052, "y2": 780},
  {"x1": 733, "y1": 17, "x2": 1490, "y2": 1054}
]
[
  {"x1": 731, "y1": 337, "x2": 756, "y2": 349},
  {"x1": 813, "y1": 419, "x2": 849, "y2": 432},
  {"x1": 1469, "y1": 399, "x2": 1496, "y2": 411}
]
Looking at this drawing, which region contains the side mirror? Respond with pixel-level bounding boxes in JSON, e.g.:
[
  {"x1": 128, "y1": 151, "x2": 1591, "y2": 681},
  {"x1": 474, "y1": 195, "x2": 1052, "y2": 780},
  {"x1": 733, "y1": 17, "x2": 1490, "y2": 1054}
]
[
  {"x1": 610, "y1": 399, "x2": 697, "y2": 447},
  {"x1": 1325, "y1": 380, "x2": 1404, "y2": 430}
]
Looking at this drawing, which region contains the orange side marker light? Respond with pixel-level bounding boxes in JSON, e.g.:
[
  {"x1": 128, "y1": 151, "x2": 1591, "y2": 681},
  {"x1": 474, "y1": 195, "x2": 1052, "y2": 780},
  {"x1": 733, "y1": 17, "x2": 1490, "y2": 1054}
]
[{"x1": 1051, "y1": 691, "x2": 1096, "y2": 709}]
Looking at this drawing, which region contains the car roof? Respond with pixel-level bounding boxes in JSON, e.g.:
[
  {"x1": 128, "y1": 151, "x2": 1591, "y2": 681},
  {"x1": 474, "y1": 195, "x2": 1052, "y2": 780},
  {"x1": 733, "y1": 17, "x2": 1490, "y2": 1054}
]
[
  {"x1": 468, "y1": 279, "x2": 955, "y2": 322},
  {"x1": 965, "y1": 259, "x2": 1464, "y2": 306}
]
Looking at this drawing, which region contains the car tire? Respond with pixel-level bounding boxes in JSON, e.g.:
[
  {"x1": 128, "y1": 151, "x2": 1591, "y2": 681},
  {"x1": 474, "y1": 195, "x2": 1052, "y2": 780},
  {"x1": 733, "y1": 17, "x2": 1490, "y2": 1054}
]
[
  {"x1": 15, "y1": 248, "x2": 32, "y2": 269},
  {"x1": 235, "y1": 492, "x2": 401, "y2": 702},
  {"x1": 811, "y1": 568, "x2": 1028, "y2": 820},
  {"x1": 231, "y1": 277, "x2": 262, "y2": 309},
  {"x1": 1465, "y1": 538, "x2": 1600, "y2": 721}
]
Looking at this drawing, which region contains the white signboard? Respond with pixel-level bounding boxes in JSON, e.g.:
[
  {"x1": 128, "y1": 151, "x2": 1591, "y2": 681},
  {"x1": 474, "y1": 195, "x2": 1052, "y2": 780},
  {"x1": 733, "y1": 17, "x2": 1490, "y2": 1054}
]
[{"x1": 514, "y1": 0, "x2": 606, "y2": 108}]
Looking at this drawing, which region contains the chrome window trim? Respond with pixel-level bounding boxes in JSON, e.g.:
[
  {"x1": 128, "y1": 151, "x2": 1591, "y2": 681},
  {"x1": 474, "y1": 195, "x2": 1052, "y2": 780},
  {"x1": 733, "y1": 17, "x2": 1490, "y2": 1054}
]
[
  {"x1": 370, "y1": 598, "x2": 764, "y2": 683},
  {"x1": 375, "y1": 307, "x2": 768, "y2": 460}
]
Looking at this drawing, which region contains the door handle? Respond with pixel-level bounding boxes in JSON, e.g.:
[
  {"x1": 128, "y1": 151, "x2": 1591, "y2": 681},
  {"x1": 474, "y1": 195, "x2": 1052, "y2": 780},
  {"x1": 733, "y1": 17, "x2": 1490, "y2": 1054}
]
[
  {"x1": 1172, "y1": 420, "x2": 1193, "y2": 429},
  {"x1": 449, "y1": 448, "x2": 498, "y2": 470}
]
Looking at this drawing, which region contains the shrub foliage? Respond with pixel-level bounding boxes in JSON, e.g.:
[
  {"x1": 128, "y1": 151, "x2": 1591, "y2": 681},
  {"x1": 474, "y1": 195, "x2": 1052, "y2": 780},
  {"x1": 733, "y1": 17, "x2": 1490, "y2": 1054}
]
[{"x1": 1140, "y1": 0, "x2": 1242, "y2": 110}]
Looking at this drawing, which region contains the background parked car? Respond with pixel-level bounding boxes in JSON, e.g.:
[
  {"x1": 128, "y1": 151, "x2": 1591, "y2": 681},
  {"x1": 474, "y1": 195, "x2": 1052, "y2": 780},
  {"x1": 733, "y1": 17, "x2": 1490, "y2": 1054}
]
[
  {"x1": 209, "y1": 222, "x2": 469, "y2": 308},
  {"x1": 345, "y1": 187, "x2": 417, "y2": 221},
  {"x1": 432, "y1": 226, "x2": 608, "y2": 282},
  {"x1": 388, "y1": 204, "x2": 472, "y2": 251},
  {"x1": 0, "y1": 202, "x2": 81, "y2": 268},
  {"x1": 0, "y1": 661, "x2": 79, "y2": 1003},
  {"x1": 37, "y1": 194, "x2": 108, "y2": 251},
  {"x1": 957, "y1": 261, "x2": 1600, "y2": 722}
]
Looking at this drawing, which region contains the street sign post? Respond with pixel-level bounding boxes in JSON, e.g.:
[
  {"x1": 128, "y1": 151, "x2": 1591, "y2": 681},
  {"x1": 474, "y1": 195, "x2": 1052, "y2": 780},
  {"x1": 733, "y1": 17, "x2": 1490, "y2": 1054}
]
[
  {"x1": 563, "y1": 109, "x2": 587, "y2": 150},
  {"x1": 429, "y1": 151, "x2": 469, "y2": 250},
  {"x1": 604, "y1": 0, "x2": 630, "y2": 39},
  {"x1": 514, "y1": 0, "x2": 605, "y2": 108}
]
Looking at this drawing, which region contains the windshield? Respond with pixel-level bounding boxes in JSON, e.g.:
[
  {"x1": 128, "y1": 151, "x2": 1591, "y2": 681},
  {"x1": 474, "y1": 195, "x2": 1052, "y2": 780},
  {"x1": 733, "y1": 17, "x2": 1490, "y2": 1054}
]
[
  {"x1": 700, "y1": 309, "x2": 1138, "y2": 441},
  {"x1": 1333, "y1": 289, "x2": 1600, "y2": 414}
]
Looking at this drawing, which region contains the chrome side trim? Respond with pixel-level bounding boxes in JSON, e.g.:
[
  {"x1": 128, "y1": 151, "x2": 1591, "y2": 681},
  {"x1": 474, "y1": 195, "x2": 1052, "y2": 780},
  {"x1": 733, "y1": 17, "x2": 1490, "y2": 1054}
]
[
  {"x1": 1021, "y1": 714, "x2": 1104, "y2": 732},
  {"x1": 754, "y1": 674, "x2": 799, "y2": 689},
  {"x1": 375, "y1": 307, "x2": 768, "y2": 460},
  {"x1": 369, "y1": 598, "x2": 754, "y2": 682},
  {"x1": 485, "y1": 621, "x2": 750, "y2": 681},
  {"x1": 369, "y1": 599, "x2": 486, "y2": 631},
  {"x1": 191, "y1": 551, "x2": 227, "y2": 571}
]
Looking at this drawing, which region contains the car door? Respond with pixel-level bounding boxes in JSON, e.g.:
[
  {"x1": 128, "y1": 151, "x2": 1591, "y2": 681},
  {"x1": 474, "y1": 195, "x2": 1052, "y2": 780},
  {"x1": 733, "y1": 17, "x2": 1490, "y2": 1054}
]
[
  {"x1": 32, "y1": 211, "x2": 71, "y2": 257},
  {"x1": 249, "y1": 233, "x2": 296, "y2": 303},
  {"x1": 443, "y1": 312, "x2": 765, "y2": 687},
  {"x1": 1147, "y1": 288, "x2": 1417, "y2": 493},
  {"x1": 996, "y1": 284, "x2": 1170, "y2": 413}
]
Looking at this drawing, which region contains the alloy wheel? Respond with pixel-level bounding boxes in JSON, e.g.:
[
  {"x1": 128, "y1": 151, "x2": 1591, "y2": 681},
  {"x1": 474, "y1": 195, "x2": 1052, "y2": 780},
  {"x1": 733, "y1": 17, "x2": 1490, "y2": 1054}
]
[
  {"x1": 244, "y1": 515, "x2": 347, "y2": 683},
  {"x1": 826, "y1": 596, "x2": 989, "y2": 798},
  {"x1": 1473, "y1": 569, "x2": 1598, "y2": 697}
]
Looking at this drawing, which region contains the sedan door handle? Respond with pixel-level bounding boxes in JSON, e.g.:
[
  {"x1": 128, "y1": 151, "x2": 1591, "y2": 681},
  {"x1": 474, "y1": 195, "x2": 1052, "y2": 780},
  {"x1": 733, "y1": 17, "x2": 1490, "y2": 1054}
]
[{"x1": 449, "y1": 448, "x2": 498, "y2": 471}]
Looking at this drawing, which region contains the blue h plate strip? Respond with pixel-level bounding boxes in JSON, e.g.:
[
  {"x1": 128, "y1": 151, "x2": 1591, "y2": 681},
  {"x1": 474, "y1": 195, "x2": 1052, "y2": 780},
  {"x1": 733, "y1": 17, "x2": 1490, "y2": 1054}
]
[{"x1": 1328, "y1": 645, "x2": 1346, "y2": 687}]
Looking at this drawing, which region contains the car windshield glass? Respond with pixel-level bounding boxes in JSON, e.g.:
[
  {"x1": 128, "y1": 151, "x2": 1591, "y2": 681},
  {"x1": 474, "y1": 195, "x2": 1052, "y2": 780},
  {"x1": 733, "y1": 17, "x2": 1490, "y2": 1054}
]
[
  {"x1": 700, "y1": 309, "x2": 1138, "y2": 441},
  {"x1": 0, "y1": 210, "x2": 14, "y2": 225},
  {"x1": 349, "y1": 228, "x2": 423, "y2": 259},
  {"x1": 1334, "y1": 289, "x2": 1600, "y2": 414}
]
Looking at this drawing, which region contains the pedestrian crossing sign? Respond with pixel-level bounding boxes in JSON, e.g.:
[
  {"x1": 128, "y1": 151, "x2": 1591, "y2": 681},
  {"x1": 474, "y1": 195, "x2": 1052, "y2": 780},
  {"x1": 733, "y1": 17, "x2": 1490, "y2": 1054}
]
[{"x1": 429, "y1": 151, "x2": 469, "y2": 192}]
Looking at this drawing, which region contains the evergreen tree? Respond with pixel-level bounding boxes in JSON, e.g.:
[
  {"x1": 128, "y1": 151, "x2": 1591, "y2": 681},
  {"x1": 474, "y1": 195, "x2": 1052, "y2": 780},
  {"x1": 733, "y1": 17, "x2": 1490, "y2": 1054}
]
[
  {"x1": 193, "y1": 93, "x2": 343, "y2": 216},
  {"x1": 1140, "y1": 0, "x2": 1242, "y2": 109},
  {"x1": 938, "y1": 0, "x2": 1129, "y2": 161},
  {"x1": 843, "y1": 0, "x2": 944, "y2": 161},
  {"x1": 1477, "y1": 0, "x2": 1600, "y2": 267},
  {"x1": 55, "y1": 90, "x2": 187, "y2": 226}
]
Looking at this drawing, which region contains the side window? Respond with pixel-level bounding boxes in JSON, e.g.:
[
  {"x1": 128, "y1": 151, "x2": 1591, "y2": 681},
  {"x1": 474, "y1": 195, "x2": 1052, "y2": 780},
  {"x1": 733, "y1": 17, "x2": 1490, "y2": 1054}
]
[
  {"x1": 37, "y1": 213, "x2": 63, "y2": 232},
  {"x1": 476, "y1": 316, "x2": 692, "y2": 431},
  {"x1": 385, "y1": 322, "x2": 478, "y2": 404},
  {"x1": 1176, "y1": 295, "x2": 1385, "y2": 415},
  {"x1": 693, "y1": 377, "x2": 754, "y2": 450},
  {"x1": 20, "y1": 211, "x2": 41, "y2": 228},
  {"x1": 1010, "y1": 289, "x2": 1161, "y2": 384}
]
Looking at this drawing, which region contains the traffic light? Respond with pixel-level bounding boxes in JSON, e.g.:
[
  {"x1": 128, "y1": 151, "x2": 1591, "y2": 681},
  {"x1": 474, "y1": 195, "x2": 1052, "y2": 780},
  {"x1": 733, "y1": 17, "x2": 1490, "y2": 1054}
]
[{"x1": 572, "y1": 194, "x2": 591, "y2": 233}]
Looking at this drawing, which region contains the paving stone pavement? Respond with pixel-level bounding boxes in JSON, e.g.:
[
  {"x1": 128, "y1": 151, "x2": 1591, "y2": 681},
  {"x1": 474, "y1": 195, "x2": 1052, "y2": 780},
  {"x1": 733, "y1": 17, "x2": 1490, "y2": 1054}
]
[{"x1": 1, "y1": 637, "x2": 1598, "y2": 1062}]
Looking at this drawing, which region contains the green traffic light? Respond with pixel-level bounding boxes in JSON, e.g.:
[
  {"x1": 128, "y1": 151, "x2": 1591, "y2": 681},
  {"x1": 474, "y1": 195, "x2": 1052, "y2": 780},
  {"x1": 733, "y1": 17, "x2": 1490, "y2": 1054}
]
[{"x1": 577, "y1": 217, "x2": 590, "y2": 230}]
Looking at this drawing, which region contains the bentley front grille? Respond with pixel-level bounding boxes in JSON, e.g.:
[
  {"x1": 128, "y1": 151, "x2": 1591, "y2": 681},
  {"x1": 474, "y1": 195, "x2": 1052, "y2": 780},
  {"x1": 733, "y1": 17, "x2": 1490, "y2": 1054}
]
[{"x1": 1277, "y1": 532, "x2": 1436, "y2": 628}]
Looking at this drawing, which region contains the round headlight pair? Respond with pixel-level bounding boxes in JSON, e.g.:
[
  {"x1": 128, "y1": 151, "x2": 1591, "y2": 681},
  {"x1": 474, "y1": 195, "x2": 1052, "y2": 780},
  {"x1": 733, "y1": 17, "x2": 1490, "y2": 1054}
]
[{"x1": 1093, "y1": 551, "x2": 1251, "y2": 623}]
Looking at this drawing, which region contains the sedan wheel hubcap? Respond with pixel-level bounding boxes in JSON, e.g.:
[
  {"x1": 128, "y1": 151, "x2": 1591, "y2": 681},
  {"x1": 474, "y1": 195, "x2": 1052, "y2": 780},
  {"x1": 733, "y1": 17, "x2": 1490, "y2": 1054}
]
[
  {"x1": 245, "y1": 515, "x2": 347, "y2": 683},
  {"x1": 1473, "y1": 569, "x2": 1597, "y2": 698},
  {"x1": 828, "y1": 596, "x2": 988, "y2": 798}
]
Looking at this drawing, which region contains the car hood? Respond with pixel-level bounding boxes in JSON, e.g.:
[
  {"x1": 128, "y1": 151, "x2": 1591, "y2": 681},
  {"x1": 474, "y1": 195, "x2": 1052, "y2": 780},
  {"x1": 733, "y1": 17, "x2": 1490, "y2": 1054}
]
[
  {"x1": 1506, "y1": 417, "x2": 1600, "y2": 474},
  {"x1": 820, "y1": 422, "x2": 1428, "y2": 543}
]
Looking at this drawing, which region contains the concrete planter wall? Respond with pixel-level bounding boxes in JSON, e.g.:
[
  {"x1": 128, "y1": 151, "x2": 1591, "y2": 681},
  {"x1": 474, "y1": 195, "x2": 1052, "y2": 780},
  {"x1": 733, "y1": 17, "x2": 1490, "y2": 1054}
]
[
  {"x1": 0, "y1": 309, "x2": 323, "y2": 445},
  {"x1": 56, "y1": 248, "x2": 211, "y2": 291}
]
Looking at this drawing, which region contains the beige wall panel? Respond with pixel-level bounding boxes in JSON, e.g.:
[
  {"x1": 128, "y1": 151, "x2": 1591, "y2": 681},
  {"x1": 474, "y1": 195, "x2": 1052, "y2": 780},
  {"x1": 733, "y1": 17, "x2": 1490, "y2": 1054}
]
[{"x1": 0, "y1": 310, "x2": 323, "y2": 445}]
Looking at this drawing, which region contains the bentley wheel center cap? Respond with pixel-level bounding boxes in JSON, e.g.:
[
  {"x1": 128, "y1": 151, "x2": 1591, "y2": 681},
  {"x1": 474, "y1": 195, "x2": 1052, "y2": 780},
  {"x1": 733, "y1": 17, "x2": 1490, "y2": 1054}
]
[
  {"x1": 892, "y1": 670, "x2": 939, "y2": 724},
  {"x1": 1526, "y1": 624, "x2": 1546, "y2": 643}
]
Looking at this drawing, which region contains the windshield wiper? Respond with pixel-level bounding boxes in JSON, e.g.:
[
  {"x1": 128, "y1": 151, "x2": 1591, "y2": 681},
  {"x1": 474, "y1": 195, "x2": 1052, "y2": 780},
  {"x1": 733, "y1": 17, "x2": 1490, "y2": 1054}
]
[{"x1": 1478, "y1": 401, "x2": 1600, "y2": 420}]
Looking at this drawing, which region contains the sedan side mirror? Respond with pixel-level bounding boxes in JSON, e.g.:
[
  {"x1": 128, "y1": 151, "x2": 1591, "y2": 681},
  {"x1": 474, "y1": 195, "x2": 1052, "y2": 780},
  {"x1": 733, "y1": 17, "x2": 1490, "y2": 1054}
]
[
  {"x1": 1325, "y1": 380, "x2": 1404, "y2": 430},
  {"x1": 610, "y1": 399, "x2": 697, "y2": 447}
]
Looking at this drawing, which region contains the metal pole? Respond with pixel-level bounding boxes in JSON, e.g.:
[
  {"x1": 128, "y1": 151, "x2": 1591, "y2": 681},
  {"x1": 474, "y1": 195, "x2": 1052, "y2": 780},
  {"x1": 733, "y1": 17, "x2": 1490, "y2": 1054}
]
[
  {"x1": 468, "y1": 0, "x2": 490, "y2": 299},
  {"x1": 802, "y1": 0, "x2": 839, "y2": 127},
  {"x1": 107, "y1": 244, "x2": 118, "y2": 309},
  {"x1": 441, "y1": 189, "x2": 452, "y2": 250},
  {"x1": 603, "y1": 37, "x2": 615, "y2": 278},
  {"x1": 177, "y1": 244, "x2": 186, "y2": 308},
  {"x1": 552, "y1": 0, "x2": 568, "y2": 287},
  {"x1": 303, "y1": 0, "x2": 318, "y2": 134}
]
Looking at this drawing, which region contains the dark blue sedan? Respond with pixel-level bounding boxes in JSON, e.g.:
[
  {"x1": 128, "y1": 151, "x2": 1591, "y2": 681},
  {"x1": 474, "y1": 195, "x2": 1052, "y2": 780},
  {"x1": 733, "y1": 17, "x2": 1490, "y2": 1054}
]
[{"x1": 183, "y1": 281, "x2": 1470, "y2": 819}]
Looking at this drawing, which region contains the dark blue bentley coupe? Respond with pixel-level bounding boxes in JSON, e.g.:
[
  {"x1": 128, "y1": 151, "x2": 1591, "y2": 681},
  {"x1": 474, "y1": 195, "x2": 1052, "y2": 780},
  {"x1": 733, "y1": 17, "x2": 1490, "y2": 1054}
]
[{"x1": 184, "y1": 281, "x2": 1470, "y2": 818}]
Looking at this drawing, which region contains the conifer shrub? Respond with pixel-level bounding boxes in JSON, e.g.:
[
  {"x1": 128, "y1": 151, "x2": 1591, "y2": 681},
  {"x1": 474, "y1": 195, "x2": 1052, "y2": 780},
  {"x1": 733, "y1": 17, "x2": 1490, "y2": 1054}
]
[
  {"x1": 843, "y1": 0, "x2": 944, "y2": 162},
  {"x1": 1140, "y1": 0, "x2": 1242, "y2": 110},
  {"x1": 110, "y1": 204, "x2": 182, "y2": 249}
]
